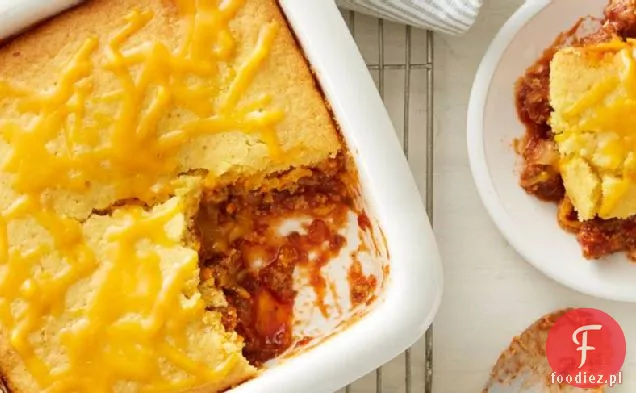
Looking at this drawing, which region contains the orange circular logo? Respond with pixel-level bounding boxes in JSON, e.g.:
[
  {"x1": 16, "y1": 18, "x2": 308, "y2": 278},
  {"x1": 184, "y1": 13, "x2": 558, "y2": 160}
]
[{"x1": 546, "y1": 308, "x2": 626, "y2": 388}]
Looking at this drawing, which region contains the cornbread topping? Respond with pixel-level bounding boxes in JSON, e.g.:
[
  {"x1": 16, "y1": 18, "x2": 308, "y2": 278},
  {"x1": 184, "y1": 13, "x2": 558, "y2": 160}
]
[
  {"x1": 551, "y1": 39, "x2": 636, "y2": 220},
  {"x1": 0, "y1": 1, "x2": 284, "y2": 218},
  {"x1": 514, "y1": 0, "x2": 636, "y2": 260},
  {"x1": 0, "y1": 0, "x2": 379, "y2": 392}
]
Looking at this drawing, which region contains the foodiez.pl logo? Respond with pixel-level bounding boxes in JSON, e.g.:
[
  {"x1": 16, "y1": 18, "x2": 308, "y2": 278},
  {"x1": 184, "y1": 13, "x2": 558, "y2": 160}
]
[{"x1": 546, "y1": 308, "x2": 626, "y2": 388}]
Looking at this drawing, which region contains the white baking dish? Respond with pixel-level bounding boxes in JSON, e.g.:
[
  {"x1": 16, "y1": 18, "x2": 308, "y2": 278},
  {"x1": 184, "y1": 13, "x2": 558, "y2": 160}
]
[{"x1": 0, "y1": 1, "x2": 443, "y2": 392}]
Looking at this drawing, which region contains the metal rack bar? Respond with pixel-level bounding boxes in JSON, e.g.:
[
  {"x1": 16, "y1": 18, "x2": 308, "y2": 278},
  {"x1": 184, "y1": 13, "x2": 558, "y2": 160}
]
[
  {"x1": 375, "y1": 16, "x2": 385, "y2": 393},
  {"x1": 343, "y1": 9, "x2": 434, "y2": 393},
  {"x1": 424, "y1": 29, "x2": 435, "y2": 393},
  {"x1": 403, "y1": 24, "x2": 413, "y2": 393},
  {"x1": 367, "y1": 64, "x2": 429, "y2": 70}
]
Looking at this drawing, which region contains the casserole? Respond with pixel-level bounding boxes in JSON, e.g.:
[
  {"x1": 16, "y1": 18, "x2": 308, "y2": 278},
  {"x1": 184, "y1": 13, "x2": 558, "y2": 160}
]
[{"x1": 0, "y1": 0, "x2": 443, "y2": 392}]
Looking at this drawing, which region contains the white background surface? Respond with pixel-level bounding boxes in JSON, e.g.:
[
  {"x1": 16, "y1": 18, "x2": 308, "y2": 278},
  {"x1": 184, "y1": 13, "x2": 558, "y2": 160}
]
[
  {"x1": 1, "y1": 0, "x2": 631, "y2": 391},
  {"x1": 344, "y1": 0, "x2": 636, "y2": 392}
]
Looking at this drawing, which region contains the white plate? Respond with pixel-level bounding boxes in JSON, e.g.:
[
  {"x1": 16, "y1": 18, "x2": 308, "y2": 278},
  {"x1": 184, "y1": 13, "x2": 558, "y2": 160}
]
[
  {"x1": 0, "y1": 1, "x2": 444, "y2": 392},
  {"x1": 467, "y1": 0, "x2": 636, "y2": 303}
]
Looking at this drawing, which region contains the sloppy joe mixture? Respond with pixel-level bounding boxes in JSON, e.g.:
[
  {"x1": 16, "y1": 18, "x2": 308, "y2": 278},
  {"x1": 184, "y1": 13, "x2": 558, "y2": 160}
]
[{"x1": 196, "y1": 154, "x2": 378, "y2": 365}]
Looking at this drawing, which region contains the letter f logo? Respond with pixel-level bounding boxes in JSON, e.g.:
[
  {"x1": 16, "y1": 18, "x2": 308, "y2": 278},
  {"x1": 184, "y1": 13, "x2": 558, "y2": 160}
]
[{"x1": 572, "y1": 324, "x2": 603, "y2": 369}]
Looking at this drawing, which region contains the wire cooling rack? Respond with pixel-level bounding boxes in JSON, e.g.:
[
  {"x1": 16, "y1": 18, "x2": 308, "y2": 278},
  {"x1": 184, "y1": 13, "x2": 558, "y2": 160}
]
[{"x1": 335, "y1": 9, "x2": 435, "y2": 393}]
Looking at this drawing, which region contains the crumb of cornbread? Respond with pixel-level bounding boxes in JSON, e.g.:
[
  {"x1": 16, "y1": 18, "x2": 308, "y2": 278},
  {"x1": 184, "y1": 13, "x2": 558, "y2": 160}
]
[
  {"x1": 550, "y1": 41, "x2": 636, "y2": 220},
  {"x1": 558, "y1": 156, "x2": 600, "y2": 220}
]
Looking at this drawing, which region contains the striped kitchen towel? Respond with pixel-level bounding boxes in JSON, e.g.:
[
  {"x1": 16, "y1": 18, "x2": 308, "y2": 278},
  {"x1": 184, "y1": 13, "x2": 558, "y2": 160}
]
[{"x1": 336, "y1": 0, "x2": 483, "y2": 35}]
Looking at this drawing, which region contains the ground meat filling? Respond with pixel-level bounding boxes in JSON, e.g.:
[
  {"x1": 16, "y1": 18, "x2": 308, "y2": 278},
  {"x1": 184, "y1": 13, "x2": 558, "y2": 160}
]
[
  {"x1": 515, "y1": 0, "x2": 636, "y2": 259},
  {"x1": 605, "y1": 0, "x2": 636, "y2": 37},
  {"x1": 195, "y1": 154, "x2": 376, "y2": 366},
  {"x1": 348, "y1": 258, "x2": 377, "y2": 307}
]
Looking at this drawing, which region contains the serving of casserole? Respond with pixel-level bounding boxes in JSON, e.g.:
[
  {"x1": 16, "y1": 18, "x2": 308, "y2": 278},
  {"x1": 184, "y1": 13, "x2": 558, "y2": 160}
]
[
  {"x1": 515, "y1": 0, "x2": 636, "y2": 261},
  {"x1": 0, "y1": 1, "x2": 442, "y2": 392}
]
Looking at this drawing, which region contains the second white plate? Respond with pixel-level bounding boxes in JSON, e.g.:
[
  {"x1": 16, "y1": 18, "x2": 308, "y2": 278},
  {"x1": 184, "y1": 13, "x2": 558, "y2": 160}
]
[{"x1": 467, "y1": 0, "x2": 636, "y2": 303}]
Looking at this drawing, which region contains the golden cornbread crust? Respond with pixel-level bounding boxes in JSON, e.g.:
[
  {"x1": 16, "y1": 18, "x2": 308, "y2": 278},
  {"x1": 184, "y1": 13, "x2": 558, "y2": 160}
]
[{"x1": 0, "y1": 0, "x2": 346, "y2": 392}]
